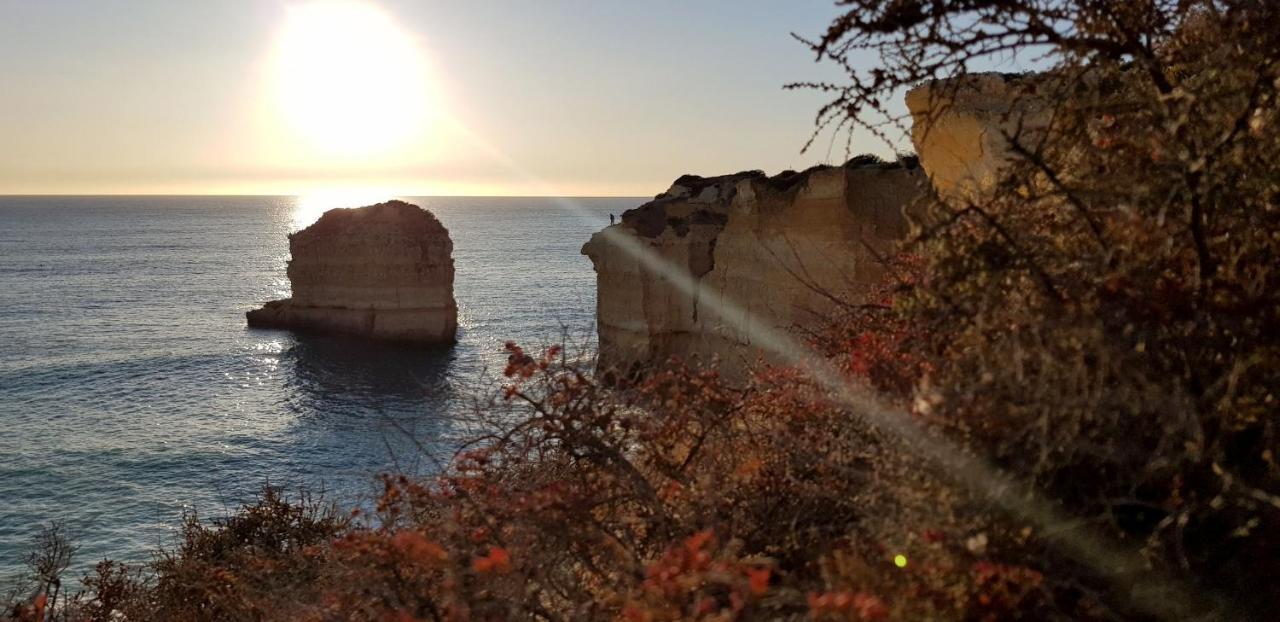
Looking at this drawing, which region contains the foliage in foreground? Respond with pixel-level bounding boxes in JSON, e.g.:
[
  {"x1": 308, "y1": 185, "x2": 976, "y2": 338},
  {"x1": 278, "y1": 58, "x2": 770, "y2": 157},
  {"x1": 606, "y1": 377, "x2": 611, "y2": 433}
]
[
  {"x1": 794, "y1": 0, "x2": 1280, "y2": 617},
  {"x1": 4, "y1": 341, "x2": 1053, "y2": 621},
  {"x1": 7, "y1": 0, "x2": 1279, "y2": 620}
]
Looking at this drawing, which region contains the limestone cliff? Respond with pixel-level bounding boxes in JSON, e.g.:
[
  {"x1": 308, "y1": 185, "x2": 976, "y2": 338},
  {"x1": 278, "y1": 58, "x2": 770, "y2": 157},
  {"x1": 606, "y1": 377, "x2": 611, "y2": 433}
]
[
  {"x1": 247, "y1": 200, "x2": 457, "y2": 344},
  {"x1": 904, "y1": 72, "x2": 1051, "y2": 202},
  {"x1": 582, "y1": 157, "x2": 924, "y2": 378}
]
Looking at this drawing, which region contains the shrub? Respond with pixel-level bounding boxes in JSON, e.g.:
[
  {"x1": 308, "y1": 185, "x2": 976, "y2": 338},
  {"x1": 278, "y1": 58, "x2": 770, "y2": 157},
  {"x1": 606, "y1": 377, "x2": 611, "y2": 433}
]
[{"x1": 795, "y1": 0, "x2": 1280, "y2": 618}]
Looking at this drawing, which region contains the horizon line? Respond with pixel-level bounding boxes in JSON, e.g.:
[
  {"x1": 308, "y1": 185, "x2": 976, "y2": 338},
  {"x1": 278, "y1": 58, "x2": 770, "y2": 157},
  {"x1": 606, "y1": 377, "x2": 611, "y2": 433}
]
[{"x1": 0, "y1": 193, "x2": 652, "y2": 199}]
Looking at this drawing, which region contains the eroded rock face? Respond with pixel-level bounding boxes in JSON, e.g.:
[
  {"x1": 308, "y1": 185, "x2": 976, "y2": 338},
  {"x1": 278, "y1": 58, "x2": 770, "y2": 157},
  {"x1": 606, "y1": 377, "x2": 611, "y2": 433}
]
[
  {"x1": 582, "y1": 158, "x2": 924, "y2": 379},
  {"x1": 247, "y1": 200, "x2": 457, "y2": 344},
  {"x1": 905, "y1": 73, "x2": 1052, "y2": 202}
]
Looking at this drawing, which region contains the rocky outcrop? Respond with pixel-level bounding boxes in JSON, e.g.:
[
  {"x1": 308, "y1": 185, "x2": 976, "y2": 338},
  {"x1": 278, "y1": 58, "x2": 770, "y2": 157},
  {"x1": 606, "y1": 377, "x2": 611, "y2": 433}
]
[
  {"x1": 582, "y1": 74, "x2": 1059, "y2": 377},
  {"x1": 582, "y1": 157, "x2": 924, "y2": 379},
  {"x1": 247, "y1": 200, "x2": 457, "y2": 344},
  {"x1": 905, "y1": 73, "x2": 1052, "y2": 202}
]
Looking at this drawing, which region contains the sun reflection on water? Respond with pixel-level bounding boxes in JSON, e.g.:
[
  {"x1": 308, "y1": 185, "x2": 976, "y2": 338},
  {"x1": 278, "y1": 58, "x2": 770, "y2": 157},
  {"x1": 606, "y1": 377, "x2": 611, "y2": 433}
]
[{"x1": 291, "y1": 189, "x2": 402, "y2": 231}]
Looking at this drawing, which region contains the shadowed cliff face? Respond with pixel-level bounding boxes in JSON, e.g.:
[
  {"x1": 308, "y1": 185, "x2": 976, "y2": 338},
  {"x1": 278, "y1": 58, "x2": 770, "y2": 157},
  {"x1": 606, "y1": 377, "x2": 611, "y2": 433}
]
[
  {"x1": 582, "y1": 157, "x2": 924, "y2": 380},
  {"x1": 247, "y1": 200, "x2": 458, "y2": 344}
]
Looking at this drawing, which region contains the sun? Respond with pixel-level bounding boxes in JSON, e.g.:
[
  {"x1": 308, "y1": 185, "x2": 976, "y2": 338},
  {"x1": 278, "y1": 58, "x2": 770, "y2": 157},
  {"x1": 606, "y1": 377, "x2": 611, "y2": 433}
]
[{"x1": 273, "y1": 1, "x2": 433, "y2": 157}]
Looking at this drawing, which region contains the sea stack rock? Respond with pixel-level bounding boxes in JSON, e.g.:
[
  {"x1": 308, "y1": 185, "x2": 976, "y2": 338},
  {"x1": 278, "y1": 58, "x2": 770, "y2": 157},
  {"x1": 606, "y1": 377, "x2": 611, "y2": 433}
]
[
  {"x1": 582, "y1": 157, "x2": 924, "y2": 379},
  {"x1": 247, "y1": 200, "x2": 457, "y2": 344}
]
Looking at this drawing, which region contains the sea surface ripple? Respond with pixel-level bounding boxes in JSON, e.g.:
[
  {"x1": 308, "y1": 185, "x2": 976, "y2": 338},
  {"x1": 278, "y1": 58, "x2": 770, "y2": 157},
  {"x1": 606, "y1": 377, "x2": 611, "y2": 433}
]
[{"x1": 0, "y1": 196, "x2": 633, "y2": 580}]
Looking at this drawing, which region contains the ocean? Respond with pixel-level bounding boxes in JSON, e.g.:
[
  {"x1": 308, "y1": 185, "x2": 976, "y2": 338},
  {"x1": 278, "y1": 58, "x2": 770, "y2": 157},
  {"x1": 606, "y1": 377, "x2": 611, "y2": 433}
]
[{"x1": 0, "y1": 195, "x2": 634, "y2": 581}]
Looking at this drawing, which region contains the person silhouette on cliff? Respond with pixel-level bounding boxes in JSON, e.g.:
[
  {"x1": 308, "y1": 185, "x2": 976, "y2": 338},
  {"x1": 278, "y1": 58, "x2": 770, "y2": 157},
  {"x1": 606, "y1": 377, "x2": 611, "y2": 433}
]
[{"x1": 609, "y1": 213, "x2": 615, "y2": 225}]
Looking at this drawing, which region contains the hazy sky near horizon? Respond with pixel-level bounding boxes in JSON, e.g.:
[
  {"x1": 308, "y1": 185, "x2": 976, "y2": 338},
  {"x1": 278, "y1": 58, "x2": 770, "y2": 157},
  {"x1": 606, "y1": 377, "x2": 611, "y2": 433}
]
[{"x1": 1, "y1": 1, "x2": 906, "y2": 196}]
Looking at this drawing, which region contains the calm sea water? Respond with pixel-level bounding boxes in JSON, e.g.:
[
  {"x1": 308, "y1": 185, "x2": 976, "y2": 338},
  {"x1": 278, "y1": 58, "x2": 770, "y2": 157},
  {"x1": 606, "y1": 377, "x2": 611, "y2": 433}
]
[{"x1": 0, "y1": 196, "x2": 634, "y2": 581}]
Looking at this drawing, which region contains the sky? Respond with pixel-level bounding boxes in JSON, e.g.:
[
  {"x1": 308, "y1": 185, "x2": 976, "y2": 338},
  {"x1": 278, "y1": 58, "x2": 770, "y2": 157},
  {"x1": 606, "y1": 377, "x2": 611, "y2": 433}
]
[{"x1": 0, "y1": 1, "x2": 906, "y2": 196}]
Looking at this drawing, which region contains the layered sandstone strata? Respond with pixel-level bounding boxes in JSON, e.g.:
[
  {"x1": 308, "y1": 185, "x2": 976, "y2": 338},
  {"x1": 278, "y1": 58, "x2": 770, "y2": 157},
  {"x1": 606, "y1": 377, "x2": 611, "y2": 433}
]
[
  {"x1": 904, "y1": 72, "x2": 1051, "y2": 202},
  {"x1": 247, "y1": 200, "x2": 457, "y2": 344},
  {"x1": 582, "y1": 157, "x2": 923, "y2": 379}
]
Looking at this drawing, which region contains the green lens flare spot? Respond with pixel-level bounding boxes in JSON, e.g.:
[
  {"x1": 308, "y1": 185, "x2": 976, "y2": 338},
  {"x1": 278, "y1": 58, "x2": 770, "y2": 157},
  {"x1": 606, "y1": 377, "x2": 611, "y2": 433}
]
[{"x1": 893, "y1": 554, "x2": 908, "y2": 568}]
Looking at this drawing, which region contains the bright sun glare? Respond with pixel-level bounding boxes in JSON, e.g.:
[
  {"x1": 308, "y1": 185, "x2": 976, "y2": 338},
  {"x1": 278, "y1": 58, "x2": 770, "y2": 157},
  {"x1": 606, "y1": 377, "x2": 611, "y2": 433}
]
[
  {"x1": 274, "y1": 1, "x2": 433, "y2": 157},
  {"x1": 292, "y1": 188, "x2": 397, "y2": 230}
]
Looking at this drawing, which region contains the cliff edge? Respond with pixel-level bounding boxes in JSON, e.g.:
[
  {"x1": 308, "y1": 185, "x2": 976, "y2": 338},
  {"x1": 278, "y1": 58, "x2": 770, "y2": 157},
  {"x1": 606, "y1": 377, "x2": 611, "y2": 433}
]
[
  {"x1": 247, "y1": 200, "x2": 458, "y2": 344},
  {"x1": 582, "y1": 73, "x2": 1064, "y2": 379},
  {"x1": 582, "y1": 157, "x2": 924, "y2": 379}
]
